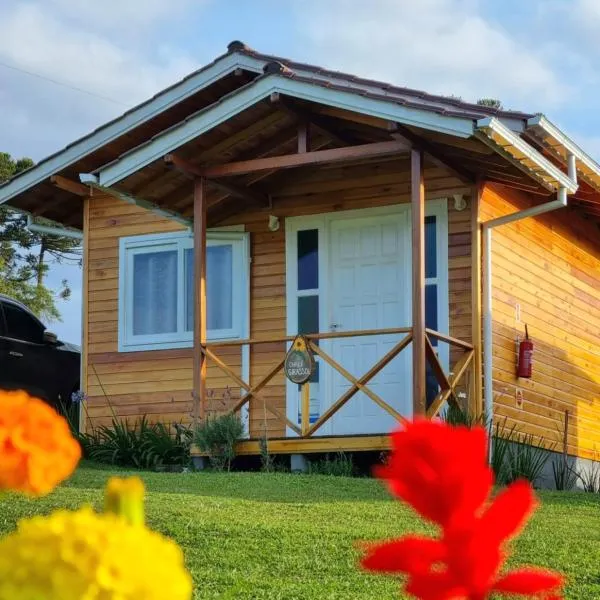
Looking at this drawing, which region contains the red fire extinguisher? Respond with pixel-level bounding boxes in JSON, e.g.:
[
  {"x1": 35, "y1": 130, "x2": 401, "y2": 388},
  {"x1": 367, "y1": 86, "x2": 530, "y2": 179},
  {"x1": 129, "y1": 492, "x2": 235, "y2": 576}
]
[{"x1": 517, "y1": 324, "x2": 534, "y2": 378}]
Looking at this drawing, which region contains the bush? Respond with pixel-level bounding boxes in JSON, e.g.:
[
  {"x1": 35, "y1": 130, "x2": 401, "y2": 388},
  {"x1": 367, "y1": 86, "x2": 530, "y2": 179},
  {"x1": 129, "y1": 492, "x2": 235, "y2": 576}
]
[
  {"x1": 504, "y1": 431, "x2": 554, "y2": 487},
  {"x1": 577, "y1": 461, "x2": 600, "y2": 493},
  {"x1": 308, "y1": 452, "x2": 354, "y2": 477},
  {"x1": 82, "y1": 417, "x2": 193, "y2": 470},
  {"x1": 552, "y1": 457, "x2": 578, "y2": 491},
  {"x1": 194, "y1": 413, "x2": 245, "y2": 471}
]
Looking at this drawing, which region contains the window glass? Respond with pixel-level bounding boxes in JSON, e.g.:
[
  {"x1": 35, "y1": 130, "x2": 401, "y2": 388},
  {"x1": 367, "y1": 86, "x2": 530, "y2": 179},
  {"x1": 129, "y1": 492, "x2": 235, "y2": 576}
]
[
  {"x1": 2, "y1": 302, "x2": 45, "y2": 344},
  {"x1": 298, "y1": 295, "x2": 319, "y2": 335},
  {"x1": 425, "y1": 216, "x2": 437, "y2": 279},
  {"x1": 185, "y1": 244, "x2": 234, "y2": 332},
  {"x1": 425, "y1": 283, "x2": 438, "y2": 343},
  {"x1": 132, "y1": 250, "x2": 178, "y2": 335},
  {"x1": 297, "y1": 229, "x2": 318, "y2": 290}
]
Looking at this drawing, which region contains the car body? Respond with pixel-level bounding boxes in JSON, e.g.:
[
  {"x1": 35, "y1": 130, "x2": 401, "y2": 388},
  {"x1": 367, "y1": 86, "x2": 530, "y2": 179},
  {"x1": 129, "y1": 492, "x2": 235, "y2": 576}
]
[{"x1": 0, "y1": 294, "x2": 80, "y2": 412}]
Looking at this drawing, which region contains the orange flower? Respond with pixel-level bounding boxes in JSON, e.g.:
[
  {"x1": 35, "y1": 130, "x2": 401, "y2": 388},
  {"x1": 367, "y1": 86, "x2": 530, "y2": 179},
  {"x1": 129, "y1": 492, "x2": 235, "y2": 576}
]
[{"x1": 0, "y1": 390, "x2": 81, "y2": 496}]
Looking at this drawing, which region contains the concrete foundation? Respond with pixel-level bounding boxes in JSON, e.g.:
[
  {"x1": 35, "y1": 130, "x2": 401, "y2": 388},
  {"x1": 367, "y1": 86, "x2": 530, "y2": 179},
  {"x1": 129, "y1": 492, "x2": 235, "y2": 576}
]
[
  {"x1": 192, "y1": 456, "x2": 208, "y2": 471},
  {"x1": 290, "y1": 454, "x2": 308, "y2": 473}
]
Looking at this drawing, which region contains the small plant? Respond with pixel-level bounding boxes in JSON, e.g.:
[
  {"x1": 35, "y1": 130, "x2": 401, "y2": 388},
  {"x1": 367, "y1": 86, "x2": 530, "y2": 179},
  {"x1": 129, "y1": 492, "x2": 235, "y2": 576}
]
[
  {"x1": 504, "y1": 431, "x2": 554, "y2": 487},
  {"x1": 141, "y1": 422, "x2": 193, "y2": 469},
  {"x1": 259, "y1": 436, "x2": 276, "y2": 473},
  {"x1": 308, "y1": 452, "x2": 354, "y2": 477},
  {"x1": 442, "y1": 403, "x2": 487, "y2": 429},
  {"x1": 552, "y1": 457, "x2": 578, "y2": 491},
  {"x1": 194, "y1": 413, "x2": 245, "y2": 471},
  {"x1": 577, "y1": 461, "x2": 600, "y2": 493},
  {"x1": 490, "y1": 417, "x2": 519, "y2": 485}
]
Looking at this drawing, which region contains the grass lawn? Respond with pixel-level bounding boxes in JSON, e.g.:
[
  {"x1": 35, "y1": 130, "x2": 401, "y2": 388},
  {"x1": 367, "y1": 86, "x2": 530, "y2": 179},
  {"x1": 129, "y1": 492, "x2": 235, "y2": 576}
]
[{"x1": 1, "y1": 464, "x2": 599, "y2": 599}]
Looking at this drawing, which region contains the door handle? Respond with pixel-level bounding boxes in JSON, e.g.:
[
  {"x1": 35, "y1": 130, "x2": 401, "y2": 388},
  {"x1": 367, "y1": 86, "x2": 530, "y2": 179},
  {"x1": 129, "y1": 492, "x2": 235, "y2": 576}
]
[
  {"x1": 330, "y1": 323, "x2": 341, "y2": 331},
  {"x1": 9, "y1": 351, "x2": 23, "y2": 358}
]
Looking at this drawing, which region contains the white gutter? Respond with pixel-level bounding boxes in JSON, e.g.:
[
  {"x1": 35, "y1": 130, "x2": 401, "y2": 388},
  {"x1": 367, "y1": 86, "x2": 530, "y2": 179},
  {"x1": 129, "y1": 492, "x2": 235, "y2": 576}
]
[
  {"x1": 26, "y1": 215, "x2": 83, "y2": 240},
  {"x1": 481, "y1": 187, "x2": 568, "y2": 428}
]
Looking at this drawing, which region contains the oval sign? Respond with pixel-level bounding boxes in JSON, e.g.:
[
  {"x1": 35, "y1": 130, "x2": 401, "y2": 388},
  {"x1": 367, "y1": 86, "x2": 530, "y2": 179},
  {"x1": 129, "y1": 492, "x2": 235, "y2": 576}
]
[{"x1": 284, "y1": 335, "x2": 315, "y2": 385}]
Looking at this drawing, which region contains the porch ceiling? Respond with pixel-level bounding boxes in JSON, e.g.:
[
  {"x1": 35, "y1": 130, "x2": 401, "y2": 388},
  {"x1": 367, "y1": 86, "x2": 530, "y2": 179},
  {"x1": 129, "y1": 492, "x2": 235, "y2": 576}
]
[{"x1": 98, "y1": 96, "x2": 591, "y2": 228}]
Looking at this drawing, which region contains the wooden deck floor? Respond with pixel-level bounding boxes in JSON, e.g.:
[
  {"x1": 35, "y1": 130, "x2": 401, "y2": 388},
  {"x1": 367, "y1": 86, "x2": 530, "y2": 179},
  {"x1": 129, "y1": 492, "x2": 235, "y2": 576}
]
[{"x1": 190, "y1": 434, "x2": 392, "y2": 456}]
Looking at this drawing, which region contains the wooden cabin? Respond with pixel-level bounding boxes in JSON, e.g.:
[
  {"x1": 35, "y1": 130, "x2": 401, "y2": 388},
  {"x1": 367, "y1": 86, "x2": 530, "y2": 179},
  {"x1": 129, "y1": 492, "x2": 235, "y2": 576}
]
[{"x1": 1, "y1": 42, "x2": 599, "y2": 465}]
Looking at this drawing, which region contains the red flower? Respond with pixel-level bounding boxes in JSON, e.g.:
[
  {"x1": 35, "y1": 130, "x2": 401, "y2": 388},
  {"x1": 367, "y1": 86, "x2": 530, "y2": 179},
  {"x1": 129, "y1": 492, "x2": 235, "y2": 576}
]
[{"x1": 361, "y1": 420, "x2": 565, "y2": 599}]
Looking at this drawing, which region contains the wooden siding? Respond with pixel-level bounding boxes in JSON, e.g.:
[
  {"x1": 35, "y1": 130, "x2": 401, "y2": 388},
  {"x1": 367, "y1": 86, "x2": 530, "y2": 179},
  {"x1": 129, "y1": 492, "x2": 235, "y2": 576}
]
[
  {"x1": 85, "y1": 194, "x2": 241, "y2": 430},
  {"x1": 481, "y1": 182, "x2": 600, "y2": 460},
  {"x1": 84, "y1": 160, "x2": 470, "y2": 437}
]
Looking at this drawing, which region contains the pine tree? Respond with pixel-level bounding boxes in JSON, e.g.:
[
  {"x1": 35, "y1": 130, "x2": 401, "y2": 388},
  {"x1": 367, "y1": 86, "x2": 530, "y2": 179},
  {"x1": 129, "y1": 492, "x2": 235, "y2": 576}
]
[{"x1": 0, "y1": 153, "x2": 81, "y2": 321}]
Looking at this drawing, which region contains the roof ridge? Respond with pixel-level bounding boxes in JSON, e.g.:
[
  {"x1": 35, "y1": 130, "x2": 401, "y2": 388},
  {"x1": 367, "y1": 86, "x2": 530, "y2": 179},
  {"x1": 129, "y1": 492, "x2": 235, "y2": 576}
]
[{"x1": 228, "y1": 40, "x2": 533, "y2": 120}]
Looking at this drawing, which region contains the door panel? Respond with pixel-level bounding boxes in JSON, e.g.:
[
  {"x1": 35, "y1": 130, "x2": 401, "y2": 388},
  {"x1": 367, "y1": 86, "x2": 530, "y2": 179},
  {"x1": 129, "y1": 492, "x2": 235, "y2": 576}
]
[{"x1": 328, "y1": 213, "x2": 411, "y2": 435}]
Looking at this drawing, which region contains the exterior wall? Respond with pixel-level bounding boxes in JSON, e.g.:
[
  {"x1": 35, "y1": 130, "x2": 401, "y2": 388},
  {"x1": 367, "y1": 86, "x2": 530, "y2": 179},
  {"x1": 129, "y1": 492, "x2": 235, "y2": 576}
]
[
  {"x1": 83, "y1": 160, "x2": 470, "y2": 437},
  {"x1": 481, "y1": 182, "x2": 600, "y2": 461},
  {"x1": 84, "y1": 194, "x2": 241, "y2": 430}
]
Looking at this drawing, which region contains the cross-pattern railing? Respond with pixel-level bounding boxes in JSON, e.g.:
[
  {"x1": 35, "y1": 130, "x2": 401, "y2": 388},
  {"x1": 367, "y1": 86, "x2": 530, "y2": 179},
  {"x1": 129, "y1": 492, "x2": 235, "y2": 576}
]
[{"x1": 197, "y1": 327, "x2": 474, "y2": 437}]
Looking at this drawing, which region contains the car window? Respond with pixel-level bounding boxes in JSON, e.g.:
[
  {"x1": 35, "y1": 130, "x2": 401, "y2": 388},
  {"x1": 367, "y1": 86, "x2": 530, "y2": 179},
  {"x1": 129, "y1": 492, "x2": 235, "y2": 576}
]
[{"x1": 1, "y1": 302, "x2": 45, "y2": 344}]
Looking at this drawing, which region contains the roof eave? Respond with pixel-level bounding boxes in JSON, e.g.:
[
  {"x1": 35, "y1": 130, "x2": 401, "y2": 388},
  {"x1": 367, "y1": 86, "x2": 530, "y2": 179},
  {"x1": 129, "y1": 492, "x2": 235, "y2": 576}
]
[{"x1": 0, "y1": 51, "x2": 267, "y2": 206}]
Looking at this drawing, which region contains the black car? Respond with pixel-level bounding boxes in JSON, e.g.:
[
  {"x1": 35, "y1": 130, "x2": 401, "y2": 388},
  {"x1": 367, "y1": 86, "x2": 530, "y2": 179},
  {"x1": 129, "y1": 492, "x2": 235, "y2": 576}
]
[{"x1": 0, "y1": 294, "x2": 81, "y2": 412}]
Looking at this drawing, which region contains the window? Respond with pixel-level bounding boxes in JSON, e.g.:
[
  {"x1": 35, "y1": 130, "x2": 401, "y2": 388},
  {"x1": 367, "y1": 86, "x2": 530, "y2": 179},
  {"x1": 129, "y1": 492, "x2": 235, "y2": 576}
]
[
  {"x1": 119, "y1": 231, "x2": 248, "y2": 352},
  {"x1": 424, "y1": 215, "x2": 445, "y2": 409},
  {"x1": 1, "y1": 302, "x2": 45, "y2": 344}
]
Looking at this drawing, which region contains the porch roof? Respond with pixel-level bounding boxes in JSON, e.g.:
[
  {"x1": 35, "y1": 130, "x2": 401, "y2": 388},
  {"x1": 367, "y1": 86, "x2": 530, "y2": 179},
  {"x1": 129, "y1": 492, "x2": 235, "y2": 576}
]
[{"x1": 2, "y1": 41, "x2": 600, "y2": 228}]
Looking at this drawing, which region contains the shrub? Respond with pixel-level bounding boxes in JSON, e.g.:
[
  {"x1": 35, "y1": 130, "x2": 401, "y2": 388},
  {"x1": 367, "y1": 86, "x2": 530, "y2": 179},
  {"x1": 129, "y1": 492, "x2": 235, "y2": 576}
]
[
  {"x1": 194, "y1": 413, "x2": 245, "y2": 471},
  {"x1": 504, "y1": 431, "x2": 554, "y2": 487},
  {"x1": 83, "y1": 418, "x2": 193, "y2": 470},
  {"x1": 308, "y1": 452, "x2": 354, "y2": 477},
  {"x1": 552, "y1": 457, "x2": 578, "y2": 491},
  {"x1": 577, "y1": 461, "x2": 600, "y2": 493}
]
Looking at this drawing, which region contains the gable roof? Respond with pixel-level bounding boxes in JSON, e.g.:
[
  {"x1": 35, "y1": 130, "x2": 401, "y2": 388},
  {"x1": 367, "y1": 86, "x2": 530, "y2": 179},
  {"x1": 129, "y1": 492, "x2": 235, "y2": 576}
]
[{"x1": 1, "y1": 40, "x2": 599, "y2": 227}]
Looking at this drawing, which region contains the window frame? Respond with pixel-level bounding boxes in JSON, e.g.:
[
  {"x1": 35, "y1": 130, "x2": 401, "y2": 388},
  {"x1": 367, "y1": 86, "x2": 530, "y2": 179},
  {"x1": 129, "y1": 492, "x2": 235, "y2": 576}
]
[{"x1": 118, "y1": 230, "x2": 249, "y2": 353}]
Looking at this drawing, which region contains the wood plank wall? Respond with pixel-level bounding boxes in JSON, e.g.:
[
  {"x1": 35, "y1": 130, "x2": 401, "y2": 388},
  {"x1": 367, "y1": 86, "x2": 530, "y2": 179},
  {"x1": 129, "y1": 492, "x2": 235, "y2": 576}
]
[
  {"x1": 481, "y1": 182, "x2": 600, "y2": 460},
  {"x1": 85, "y1": 194, "x2": 241, "y2": 430},
  {"x1": 84, "y1": 160, "x2": 469, "y2": 437}
]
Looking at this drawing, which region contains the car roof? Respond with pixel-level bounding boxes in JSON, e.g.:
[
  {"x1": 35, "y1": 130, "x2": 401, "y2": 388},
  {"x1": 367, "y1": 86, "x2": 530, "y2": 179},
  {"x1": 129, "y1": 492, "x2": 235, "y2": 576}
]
[{"x1": 0, "y1": 294, "x2": 46, "y2": 328}]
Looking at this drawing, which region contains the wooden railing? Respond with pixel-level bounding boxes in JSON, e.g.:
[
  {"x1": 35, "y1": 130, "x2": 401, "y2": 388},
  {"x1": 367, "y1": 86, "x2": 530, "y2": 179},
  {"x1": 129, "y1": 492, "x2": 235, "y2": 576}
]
[{"x1": 197, "y1": 327, "x2": 474, "y2": 437}]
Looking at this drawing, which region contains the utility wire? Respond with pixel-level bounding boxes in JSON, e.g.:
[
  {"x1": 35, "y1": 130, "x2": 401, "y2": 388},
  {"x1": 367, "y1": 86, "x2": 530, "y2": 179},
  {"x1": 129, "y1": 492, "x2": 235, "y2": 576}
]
[{"x1": 0, "y1": 60, "x2": 129, "y2": 107}]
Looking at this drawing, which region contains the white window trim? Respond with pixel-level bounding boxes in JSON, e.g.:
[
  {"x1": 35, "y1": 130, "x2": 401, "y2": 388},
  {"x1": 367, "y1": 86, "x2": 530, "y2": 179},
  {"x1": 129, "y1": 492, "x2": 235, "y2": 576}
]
[{"x1": 118, "y1": 229, "x2": 249, "y2": 353}]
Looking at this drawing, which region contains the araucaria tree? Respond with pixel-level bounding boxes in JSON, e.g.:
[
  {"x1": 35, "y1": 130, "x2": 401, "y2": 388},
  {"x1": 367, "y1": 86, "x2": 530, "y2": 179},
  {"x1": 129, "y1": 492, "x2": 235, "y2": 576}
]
[{"x1": 0, "y1": 152, "x2": 81, "y2": 321}]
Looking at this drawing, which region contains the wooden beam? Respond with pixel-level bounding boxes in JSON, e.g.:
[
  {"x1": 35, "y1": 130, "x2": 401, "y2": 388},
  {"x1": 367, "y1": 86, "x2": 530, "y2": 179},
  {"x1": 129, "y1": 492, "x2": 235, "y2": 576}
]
[
  {"x1": 164, "y1": 154, "x2": 270, "y2": 206},
  {"x1": 275, "y1": 98, "x2": 361, "y2": 146},
  {"x1": 51, "y1": 175, "x2": 92, "y2": 197},
  {"x1": 297, "y1": 121, "x2": 310, "y2": 153},
  {"x1": 193, "y1": 178, "x2": 207, "y2": 425},
  {"x1": 393, "y1": 125, "x2": 475, "y2": 184},
  {"x1": 470, "y1": 182, "x2": 483, "y2": 418},
  {"x1": 412, "y1": 149, "x2": 426, "y2": 417},
  {"x1": 196, "y1": 140, "x2": 410, "y2": 178}
]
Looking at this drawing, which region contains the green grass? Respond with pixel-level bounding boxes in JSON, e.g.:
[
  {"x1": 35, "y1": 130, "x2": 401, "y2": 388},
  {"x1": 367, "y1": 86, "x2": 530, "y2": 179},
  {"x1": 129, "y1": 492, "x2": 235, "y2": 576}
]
[{"x1": 1, "y1": 464, "x2": 599, "y2": 599}]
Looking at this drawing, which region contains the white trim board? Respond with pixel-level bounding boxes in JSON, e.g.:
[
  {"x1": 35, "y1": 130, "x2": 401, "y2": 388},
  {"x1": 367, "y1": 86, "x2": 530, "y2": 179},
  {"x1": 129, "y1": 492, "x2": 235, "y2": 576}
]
[
  {"x1": 284, "y1": 200, "x2": 450, "y2": 436},
  {"x1": 0, "y1": 53, "x2": 266, "y2": 205},
  {"x1": 93, "y1": 75, "x2": 474, "y2": 187}
]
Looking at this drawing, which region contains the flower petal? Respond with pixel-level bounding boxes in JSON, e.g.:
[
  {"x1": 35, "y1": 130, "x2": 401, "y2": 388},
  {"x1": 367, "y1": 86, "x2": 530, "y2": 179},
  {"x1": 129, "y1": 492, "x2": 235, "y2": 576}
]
[
  {"x1": 480, "y1": 480, "x2": 536, "y2": 545},
  {"x1": 361, "y1": 536, "x2": 446, "y2": 575},
  {"x1": 493, "y1": 568, "x2": 564, "y2": 595}
]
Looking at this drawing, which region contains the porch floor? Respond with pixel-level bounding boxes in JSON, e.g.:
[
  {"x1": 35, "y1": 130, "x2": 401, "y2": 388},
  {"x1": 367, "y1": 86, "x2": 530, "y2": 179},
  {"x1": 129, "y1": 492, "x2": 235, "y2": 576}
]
[{"x1": 190, "y1": 434, "x2": 391, "y2": 456}]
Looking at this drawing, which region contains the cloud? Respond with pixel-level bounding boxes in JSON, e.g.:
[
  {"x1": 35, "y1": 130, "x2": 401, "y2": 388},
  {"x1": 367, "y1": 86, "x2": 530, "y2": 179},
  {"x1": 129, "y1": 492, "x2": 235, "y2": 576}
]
[
  {"x1": 0, "y1": 1, "x2": 199, "y2": 160},
  {"x1": 293, "y1": 0, "x2": 567, "y2": 111}
]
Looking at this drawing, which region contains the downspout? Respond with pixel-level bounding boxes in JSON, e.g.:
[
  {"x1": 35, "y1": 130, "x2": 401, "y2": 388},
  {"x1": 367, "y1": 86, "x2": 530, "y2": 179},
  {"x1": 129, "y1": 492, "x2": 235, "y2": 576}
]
[{"x1": 482, "y1": 185, "x2": 568, "y2": 427}]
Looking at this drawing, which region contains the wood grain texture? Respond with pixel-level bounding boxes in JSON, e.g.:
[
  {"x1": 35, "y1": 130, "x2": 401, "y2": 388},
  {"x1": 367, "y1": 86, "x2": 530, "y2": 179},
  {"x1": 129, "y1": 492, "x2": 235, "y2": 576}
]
[
  {"x1": 84, "y1": 164, "x2": 473, "y2": 437},
  {"x1": 481, "y1": 182, "x2": 600, "y2": 460}
]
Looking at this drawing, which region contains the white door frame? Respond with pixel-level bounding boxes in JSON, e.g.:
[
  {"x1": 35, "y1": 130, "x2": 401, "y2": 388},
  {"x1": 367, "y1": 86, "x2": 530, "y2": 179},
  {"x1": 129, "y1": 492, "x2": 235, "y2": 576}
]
[{"x1": 284, "y1": 200, "x2": 449, "y2": 436}]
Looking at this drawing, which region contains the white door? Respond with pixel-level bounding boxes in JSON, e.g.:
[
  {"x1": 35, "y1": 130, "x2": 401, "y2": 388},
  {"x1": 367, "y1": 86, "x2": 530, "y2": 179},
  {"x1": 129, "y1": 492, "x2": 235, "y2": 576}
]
[{"x1": 327, "y1": 213, "x2": 412, "y2": 435}]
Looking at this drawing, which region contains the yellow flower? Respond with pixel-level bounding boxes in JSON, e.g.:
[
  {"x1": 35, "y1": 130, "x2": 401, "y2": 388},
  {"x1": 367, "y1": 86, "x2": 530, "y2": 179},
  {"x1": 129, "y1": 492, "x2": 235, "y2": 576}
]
[
  {"x1": 0, "y1": 477, "x2": 193, "y2": 600},
  {"x1": 0, "y1": 389, "x2": 81, "y2": 496}
]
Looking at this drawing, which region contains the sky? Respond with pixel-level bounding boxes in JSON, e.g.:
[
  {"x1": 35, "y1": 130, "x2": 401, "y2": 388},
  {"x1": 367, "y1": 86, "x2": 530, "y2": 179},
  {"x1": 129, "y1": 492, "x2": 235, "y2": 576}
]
[{"x1": 2, "y1": 0, "x2": 600, "y2": 344}]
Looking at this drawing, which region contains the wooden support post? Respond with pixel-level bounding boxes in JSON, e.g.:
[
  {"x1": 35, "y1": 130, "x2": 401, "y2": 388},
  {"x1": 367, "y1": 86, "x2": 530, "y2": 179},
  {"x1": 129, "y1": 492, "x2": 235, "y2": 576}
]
[
  {"x1": 297, "y1": 121, "x2": 310, "y2": 153},
  {"x1": 411, "y1": 149, "x2": 426, "y2": 416},
  {"x1": 193, "y1": 178, "x2": 207, "y2": 425},
  {"x1": 470, "y1": 181, "x2": 484, "y2": 419},
  {"x1": 301, "y1": 382, "x2": 310, "y2": 436}
]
